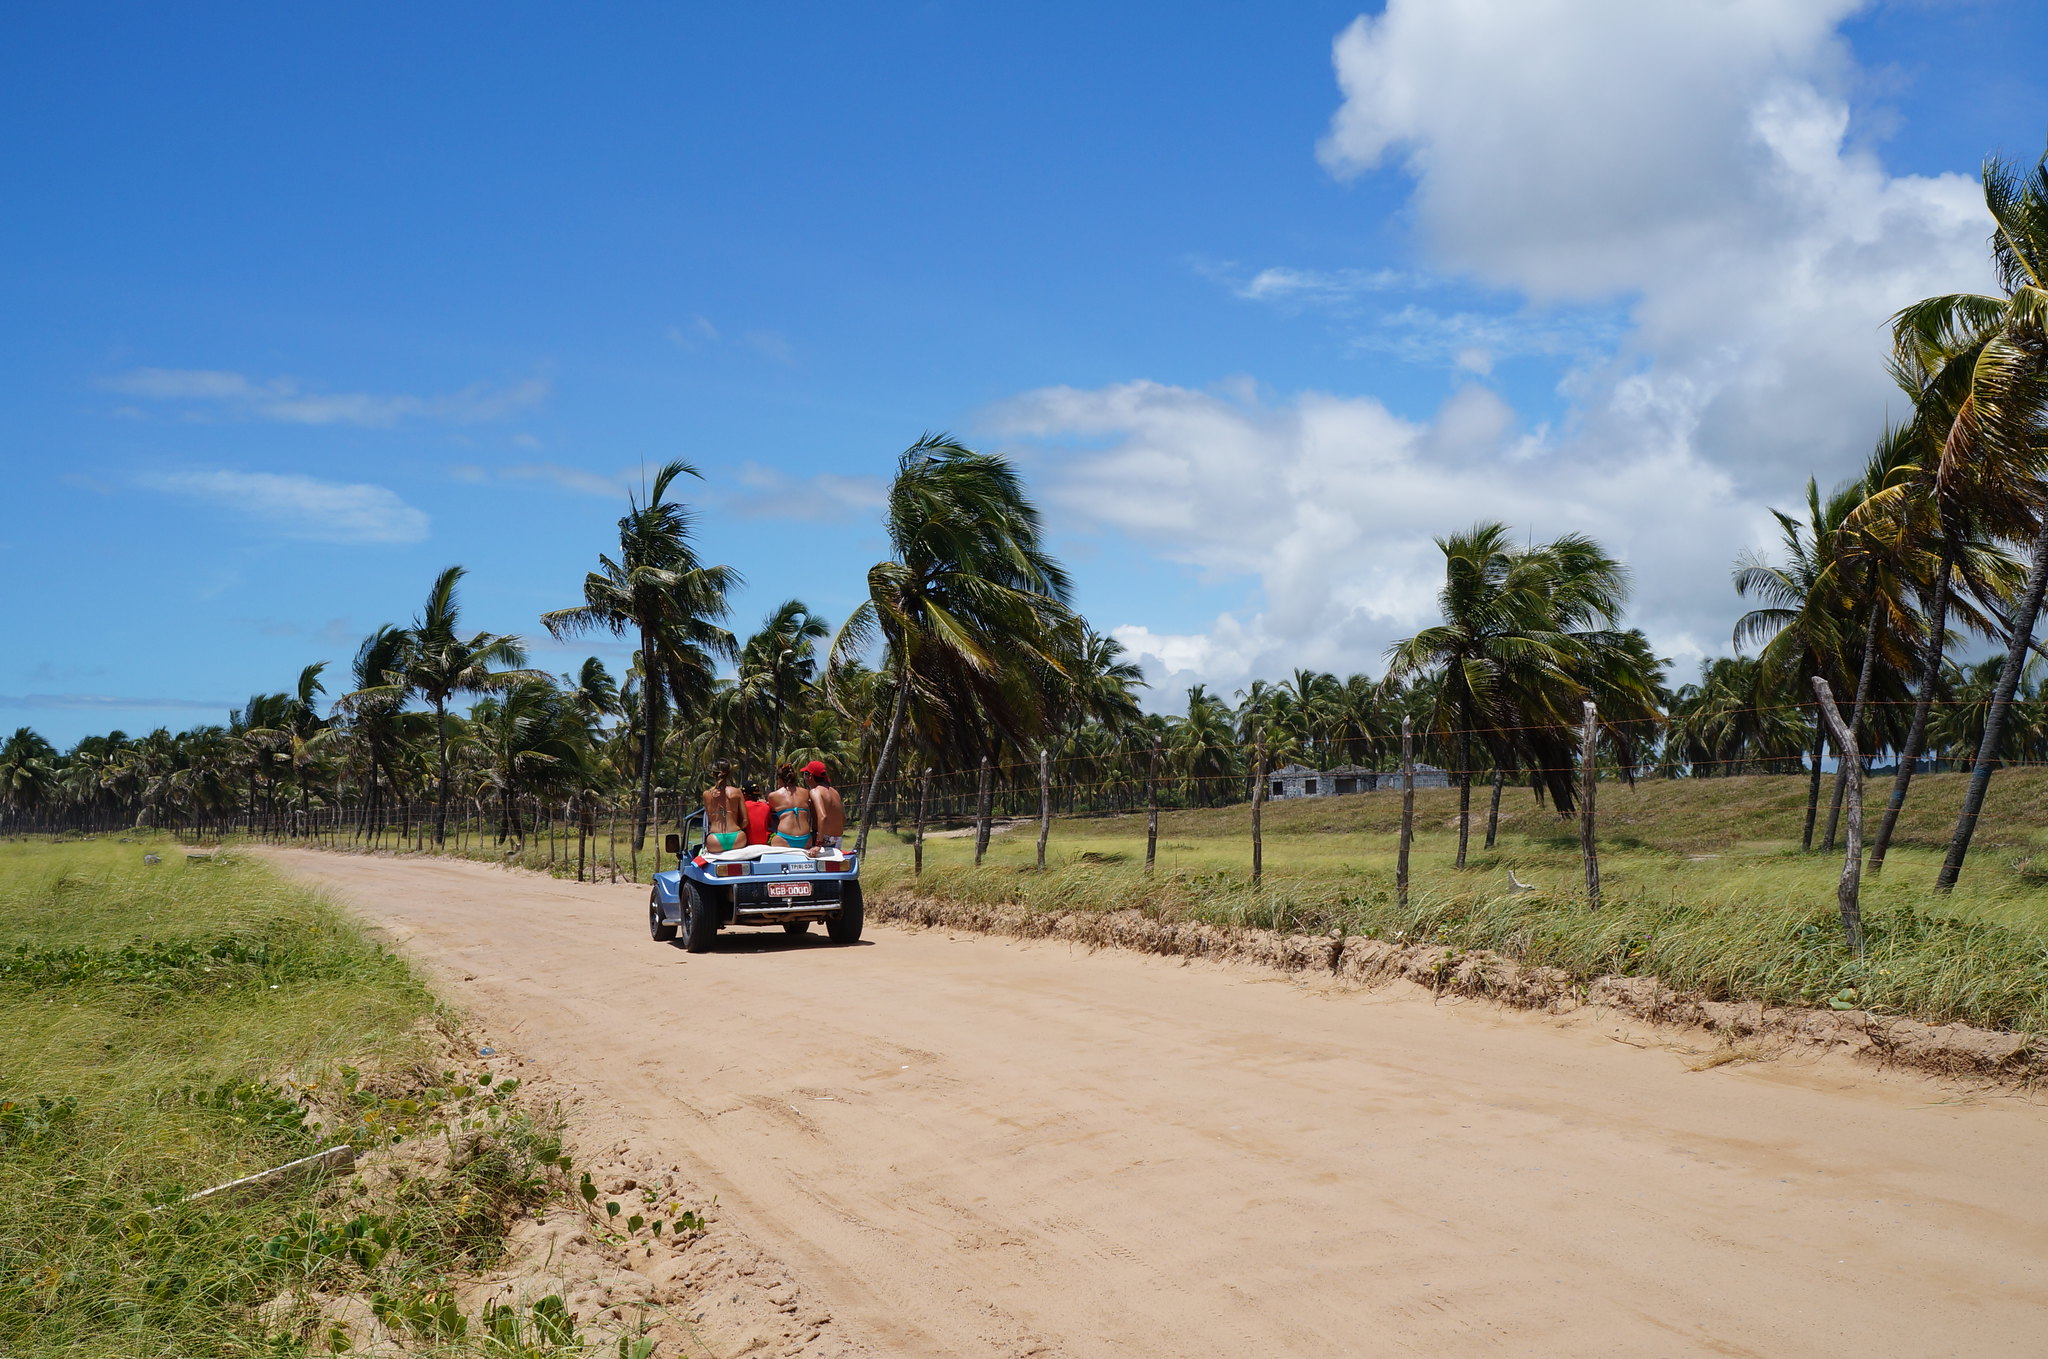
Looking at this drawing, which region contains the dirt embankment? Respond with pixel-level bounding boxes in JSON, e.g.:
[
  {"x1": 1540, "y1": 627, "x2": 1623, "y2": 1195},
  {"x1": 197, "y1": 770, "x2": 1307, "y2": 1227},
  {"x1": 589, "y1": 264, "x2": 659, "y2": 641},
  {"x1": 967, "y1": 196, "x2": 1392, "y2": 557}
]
[
  {"x1": 265, "y1": 849, "x2": 2048, "y2": 1359},
  {"x1": 869, "y1": 889, "x2": 2047, "y2": 1084}
]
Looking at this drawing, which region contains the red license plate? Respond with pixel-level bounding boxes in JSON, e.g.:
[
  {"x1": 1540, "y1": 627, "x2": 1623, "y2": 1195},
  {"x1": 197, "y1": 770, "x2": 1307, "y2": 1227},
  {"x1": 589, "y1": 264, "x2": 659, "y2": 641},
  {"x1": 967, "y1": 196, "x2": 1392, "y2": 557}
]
[{"x1": 766, "y1": 881, "x2": 813, "y2": 898}]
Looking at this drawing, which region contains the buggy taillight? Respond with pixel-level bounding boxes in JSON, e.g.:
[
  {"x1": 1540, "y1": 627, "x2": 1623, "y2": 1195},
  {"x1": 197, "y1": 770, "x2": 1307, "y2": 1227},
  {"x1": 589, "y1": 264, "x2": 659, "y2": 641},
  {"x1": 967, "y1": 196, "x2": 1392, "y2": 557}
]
[{"x1": 715, "y1": 862, "x2": 747, "y2": 878}]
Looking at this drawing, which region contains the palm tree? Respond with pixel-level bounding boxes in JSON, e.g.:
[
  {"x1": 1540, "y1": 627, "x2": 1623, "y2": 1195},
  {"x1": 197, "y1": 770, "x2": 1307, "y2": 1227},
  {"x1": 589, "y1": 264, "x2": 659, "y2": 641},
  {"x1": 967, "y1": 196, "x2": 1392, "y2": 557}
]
[
  {"x1": 0, "y1": 728, "x2": 57, "y2": 831},
  {"x1": 1233, "y1": 678, "x2": 1298, "y2": 775},
  {"x1": 1389, "y1": 523, "x2": 1640, "y2": 867},
  {"x1": 1050, "y1": 624, "x2": 1144, "y2": 752},
  {"x1": 1887, "y1": 151, "x2": 2048, "y2": 888},
  {"x1": 1733, "y1": 478, "x2": 1865, "y2": 849},
  {"x1": 567, "y1": 657, "x2": 622, "y2": 733},
  {"x1": 1929, "y1": 656, "x2": 2045, "y2": 766},
  {"x1": 729, "y1": 599, "x2": 830, "y2": 767},
  {"x1": 1662, "y1": 657, "x2": 1810, "y2": 777},
  {"x1": 278, "y1": 662, "x2": 329, "y2": 836},
  {"x1": 543, "y1": 461, "x2": 739, "y2": 852},
  {"x1": 1335, "y1": 673, "x2": 1398, "y2": 770},
  {"x1": 831, "y1": 434, "x2": 1075, "y2": 854},
  {"x1": 334, "y1": 626, "x2": 414, "y2": 843},
  {"x1": 1851, "y1": 384, "x2": 2024, "y2": 869},
  {"x1": 469, "y1": 676, "x2": 587, "y2": 844},
  {"x1": 405, "y1": 565, "x2": 531, "y2": 846},
  {"x1": 1173, "y1": 685, "x2": 1240, "y2": 807}
]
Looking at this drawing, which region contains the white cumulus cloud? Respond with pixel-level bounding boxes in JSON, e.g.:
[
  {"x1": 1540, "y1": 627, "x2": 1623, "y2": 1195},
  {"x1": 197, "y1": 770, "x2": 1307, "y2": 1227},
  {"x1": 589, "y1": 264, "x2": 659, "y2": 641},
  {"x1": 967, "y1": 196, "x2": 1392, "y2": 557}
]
[
  {"x1": 1312, "y1": 0, "x2": 1988, "y2": 486},
  {"x1": 989, "y1": 379, "x2": 1756, "y2": 698},
  {"x1": 142, "y1": 470, "x2": 430, "y2": 544},
  {"x1": 1002, "y1": 1, "x2": 1998, "y2": 700}
]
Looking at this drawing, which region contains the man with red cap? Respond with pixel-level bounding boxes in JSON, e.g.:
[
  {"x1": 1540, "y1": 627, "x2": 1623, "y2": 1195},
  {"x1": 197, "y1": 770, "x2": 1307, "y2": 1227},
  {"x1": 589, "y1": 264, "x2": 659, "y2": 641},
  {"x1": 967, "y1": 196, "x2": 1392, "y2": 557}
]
[{"x1": 803, "y1": 760, "x2": 846, "y2": 854}]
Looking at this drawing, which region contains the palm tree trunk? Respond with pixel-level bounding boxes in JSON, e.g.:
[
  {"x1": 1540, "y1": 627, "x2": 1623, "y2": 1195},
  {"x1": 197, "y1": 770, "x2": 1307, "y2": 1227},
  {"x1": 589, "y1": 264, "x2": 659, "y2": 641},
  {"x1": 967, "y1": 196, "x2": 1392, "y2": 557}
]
[
  {"x1": 974, "y1": 754, "x2": 994, "y2": 866},
  {"x1": 772, "y1": 687, "x2": 786, "y2": 769},
  {"x1": 1937, "y1": 522, "x2": 2048, "y2": 891},
  {"x1": 634, "y1": 626, "x2": 657, "y2": 854},
  {"x1": 1870, "y1": 544, "x2": 1952, "y2": 874},
  {"x1": 1454, "y1": 728, "x2": 1472, "y2": 869},
  {"x1": 432, "y1": 696, "x2": 452, "y2": 846},
  {"x1": 855, "y1": 665, "x2": 911, "y2": 856},
  {"x1": 1484, "y1": 767, "x2": 1504, "y2": 850},
  {"x1": 1801, "y1": 719, "x2": 1825, "y2": 852},
  {"x1": 1822, "y1": 602, "x2": 1882, "y2": 853}
]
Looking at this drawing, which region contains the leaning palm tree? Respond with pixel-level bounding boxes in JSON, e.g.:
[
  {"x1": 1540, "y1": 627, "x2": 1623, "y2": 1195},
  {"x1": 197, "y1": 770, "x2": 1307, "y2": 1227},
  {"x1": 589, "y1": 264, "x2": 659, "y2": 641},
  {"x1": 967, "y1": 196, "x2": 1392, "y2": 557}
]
[
  {"x1": 405, "y1": 565, "x2": 531, "y2": 846},
  {"x1": 1849, "y1": 389, "x2": 2024, "y2": 869},
  {"x1": 830, "y1": 433, "x2": 1075, "y2": 854},
  {"x1": 1889, "y1": 149, "x2": 2048, "y2": 888},
  {"x1": 543, "y1": 461, "x2": 740, "y2": 852}
]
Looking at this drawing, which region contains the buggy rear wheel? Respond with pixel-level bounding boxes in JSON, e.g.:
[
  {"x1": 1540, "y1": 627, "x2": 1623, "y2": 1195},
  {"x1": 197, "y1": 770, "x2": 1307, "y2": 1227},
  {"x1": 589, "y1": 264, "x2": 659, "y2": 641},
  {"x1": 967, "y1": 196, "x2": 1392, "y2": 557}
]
[
  {"x1": 682, "y1": 882, "x2": 721, "y2": 953},
  {"x1": 827, "y1": 882, "x2": 864, "y2": 945}
]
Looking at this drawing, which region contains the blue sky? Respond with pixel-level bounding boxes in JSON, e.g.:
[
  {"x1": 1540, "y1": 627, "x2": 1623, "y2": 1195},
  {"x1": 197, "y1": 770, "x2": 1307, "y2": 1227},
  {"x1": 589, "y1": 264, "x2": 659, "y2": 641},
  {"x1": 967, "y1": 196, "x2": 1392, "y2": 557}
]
[{"x1": 5, "y1": 1, "x2": 2047, "y2": 746}]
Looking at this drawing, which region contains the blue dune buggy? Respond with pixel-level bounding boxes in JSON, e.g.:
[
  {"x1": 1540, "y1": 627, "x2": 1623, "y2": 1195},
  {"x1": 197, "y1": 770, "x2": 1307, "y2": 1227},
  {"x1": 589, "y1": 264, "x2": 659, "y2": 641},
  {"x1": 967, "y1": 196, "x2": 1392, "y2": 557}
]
[{"x1": 650, "y1": 812, "x2": 864, "y2": 953}]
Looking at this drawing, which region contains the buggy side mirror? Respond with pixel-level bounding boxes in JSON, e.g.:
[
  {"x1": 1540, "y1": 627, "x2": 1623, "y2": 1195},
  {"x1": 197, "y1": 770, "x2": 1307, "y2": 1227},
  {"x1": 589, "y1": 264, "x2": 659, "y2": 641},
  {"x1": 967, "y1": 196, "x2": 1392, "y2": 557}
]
[{"x1": 664, "y1": 834, "x2": 681, "y2": 854}]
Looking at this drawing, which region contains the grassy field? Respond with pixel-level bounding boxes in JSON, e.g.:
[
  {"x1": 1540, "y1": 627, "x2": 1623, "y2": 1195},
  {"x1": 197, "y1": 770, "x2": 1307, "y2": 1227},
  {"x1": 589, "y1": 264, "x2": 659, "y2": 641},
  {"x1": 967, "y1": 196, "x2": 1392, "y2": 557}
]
[
  {"x1": 0, "y1": 838, "x2": 568, "y2": 1358},
  {"x1": 861, "y1": 770, "x2": 2048, "y2": 1035}
]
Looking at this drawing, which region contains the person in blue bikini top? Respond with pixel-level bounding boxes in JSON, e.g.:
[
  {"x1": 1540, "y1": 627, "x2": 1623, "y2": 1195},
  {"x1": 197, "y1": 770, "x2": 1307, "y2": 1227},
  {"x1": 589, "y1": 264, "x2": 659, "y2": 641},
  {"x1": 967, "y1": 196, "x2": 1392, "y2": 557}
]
[{"x1": 767, "y1": 762, "x2": 816, "y2": 849}]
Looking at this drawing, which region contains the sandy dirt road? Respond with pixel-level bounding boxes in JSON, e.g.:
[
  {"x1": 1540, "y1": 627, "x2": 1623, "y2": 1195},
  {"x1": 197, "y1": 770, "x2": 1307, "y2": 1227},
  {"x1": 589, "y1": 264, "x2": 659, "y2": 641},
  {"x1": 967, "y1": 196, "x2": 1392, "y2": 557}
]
[{"x1": 269, "y1": 850, "x2": 2047, "y2": 1358}]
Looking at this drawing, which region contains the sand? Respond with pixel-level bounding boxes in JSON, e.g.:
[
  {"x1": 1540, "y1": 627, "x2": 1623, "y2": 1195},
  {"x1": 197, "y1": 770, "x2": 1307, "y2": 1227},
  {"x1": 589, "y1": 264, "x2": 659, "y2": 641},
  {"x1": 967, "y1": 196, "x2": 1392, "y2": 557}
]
[{"x1": 267, "y1": 849, "x2": 2048, "y2": 1358}]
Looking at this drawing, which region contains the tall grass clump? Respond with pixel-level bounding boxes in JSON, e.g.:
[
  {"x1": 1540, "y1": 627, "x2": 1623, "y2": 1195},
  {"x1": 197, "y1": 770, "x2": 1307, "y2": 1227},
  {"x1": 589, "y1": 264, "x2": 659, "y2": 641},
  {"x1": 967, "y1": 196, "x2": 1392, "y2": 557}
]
[
  {"x1": 871, "y1": 844, "x2": 2048, "y2": 1034},
  {"x1": 0, "y1": 838, "x2": 559, "y2": 1358}
]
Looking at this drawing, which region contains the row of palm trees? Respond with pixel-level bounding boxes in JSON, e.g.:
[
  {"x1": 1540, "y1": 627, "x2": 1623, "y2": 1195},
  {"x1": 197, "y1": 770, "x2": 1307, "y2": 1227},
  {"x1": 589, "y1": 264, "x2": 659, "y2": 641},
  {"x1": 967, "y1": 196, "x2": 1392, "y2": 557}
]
[
  {"x1": 12, "y1": 146, "x2": 2048, "y2": 894},
  {"x1": 1670, "y1": 148, "x2": 2048, "y2": 889},
  {"x1": 0, "y1": 435, "x2": 1130, "y2": 855}
]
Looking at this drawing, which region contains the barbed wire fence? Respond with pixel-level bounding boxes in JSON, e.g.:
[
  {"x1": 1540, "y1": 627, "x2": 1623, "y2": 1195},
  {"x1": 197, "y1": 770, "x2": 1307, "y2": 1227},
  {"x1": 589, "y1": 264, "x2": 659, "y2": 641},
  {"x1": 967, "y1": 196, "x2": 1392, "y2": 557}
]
[{"x1": 10, "y1": 686, "x2": 2035, "y2": 945}]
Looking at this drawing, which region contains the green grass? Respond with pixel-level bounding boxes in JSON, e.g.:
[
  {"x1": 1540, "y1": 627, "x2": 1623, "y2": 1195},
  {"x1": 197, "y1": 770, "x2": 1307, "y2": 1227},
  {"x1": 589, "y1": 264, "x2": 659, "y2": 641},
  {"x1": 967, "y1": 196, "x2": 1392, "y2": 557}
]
[
  {"x1": 0, "y1": 837, "x2": 569, "y2": 1358},
  {"x1": 864, "y1": 771, "x2": 2048, "y2": 1035}
]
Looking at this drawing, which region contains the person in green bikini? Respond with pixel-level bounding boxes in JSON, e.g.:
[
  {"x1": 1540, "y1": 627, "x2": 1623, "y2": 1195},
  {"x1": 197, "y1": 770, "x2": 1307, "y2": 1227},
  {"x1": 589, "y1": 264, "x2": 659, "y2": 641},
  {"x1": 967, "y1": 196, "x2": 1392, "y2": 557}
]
[
  {"x1": 767, "y1": 762, "x2": 816, "y2": 849},
  {"x1": 701, "y1": 761, "x2": 746, "y2": 854}
]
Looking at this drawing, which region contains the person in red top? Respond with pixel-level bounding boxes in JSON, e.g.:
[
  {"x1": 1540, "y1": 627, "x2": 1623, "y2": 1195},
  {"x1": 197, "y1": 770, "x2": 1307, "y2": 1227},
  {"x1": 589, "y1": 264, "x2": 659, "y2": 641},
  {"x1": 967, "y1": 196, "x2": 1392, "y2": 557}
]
[{"x1": 742, "y1": 784, "x2": 772, "y2": 846}]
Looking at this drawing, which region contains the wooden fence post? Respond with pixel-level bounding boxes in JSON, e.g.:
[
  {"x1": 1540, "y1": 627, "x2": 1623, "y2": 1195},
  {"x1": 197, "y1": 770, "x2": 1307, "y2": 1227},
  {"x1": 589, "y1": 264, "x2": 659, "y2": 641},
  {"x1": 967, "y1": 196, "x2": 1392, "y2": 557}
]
[
  {"x1": 607, "y1": 803, "x2": 618, "y2": 883},
  {"x1": 1397, "y1": 716, "x2": 1414, "y2": 910},
  {"x1": 1145, "y1": 748, "x2": 1161, "y2": 875},
  {"x1": 914, "y1": 765, "x2": 932, "y2": 877},
  {"x1": 974, "y1": 756, "x2": 993, "y2": 867},
  {"x1": 1810, "y1": 677, "x2": 1867, "y2": 955},
  {"x1": 1036, "y1": 746, "x2": 1051, "y2": 870},
  {"x1": 1251, "y1": 734, "x2": 1265, "y2": 885},
  {"x1": 1580, "y1": 700, "x2": 1601, "y2": 910}
]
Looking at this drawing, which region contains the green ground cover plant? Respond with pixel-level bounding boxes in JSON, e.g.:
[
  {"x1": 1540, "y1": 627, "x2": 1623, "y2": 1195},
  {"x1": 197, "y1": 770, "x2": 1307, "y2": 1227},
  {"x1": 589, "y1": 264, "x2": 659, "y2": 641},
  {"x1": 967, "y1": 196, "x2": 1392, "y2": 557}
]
[{"x1": 0, "y1": 838, "x2": 577, "y2": 1358}]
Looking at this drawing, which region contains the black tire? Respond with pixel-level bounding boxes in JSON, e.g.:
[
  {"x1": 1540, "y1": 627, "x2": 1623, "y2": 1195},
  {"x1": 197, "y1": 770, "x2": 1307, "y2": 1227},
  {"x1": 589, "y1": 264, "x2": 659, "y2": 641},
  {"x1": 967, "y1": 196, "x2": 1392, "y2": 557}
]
[
  {"x1": 681, "y1": 882, "x2": 720, "y2": 953},
  {"x1": 648, "y1": 892, "x2": 677, "y2": 943},
  {"x1": 782, "y1": 920, "x2": 810, "y2": 936},
  {"x1": 827, "y1": 882, "x2": 864, "y2": 945}
]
